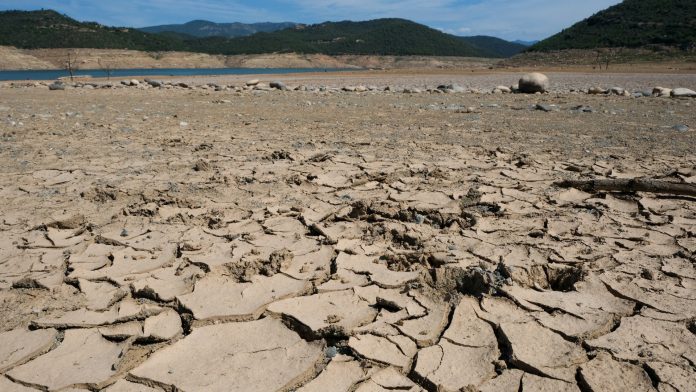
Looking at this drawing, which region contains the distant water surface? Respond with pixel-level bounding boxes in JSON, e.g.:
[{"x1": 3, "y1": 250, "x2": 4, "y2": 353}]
[{"x1": 0, "y1": 67, "x2": 356, "y2": 81}]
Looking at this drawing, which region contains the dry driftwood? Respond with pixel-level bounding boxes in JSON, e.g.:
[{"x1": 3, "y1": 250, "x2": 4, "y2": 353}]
[{"x1": 555, "y1": 178, "x2": 696, "y2": 197}]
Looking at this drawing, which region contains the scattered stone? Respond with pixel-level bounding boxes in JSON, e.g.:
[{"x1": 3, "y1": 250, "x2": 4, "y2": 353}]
[
  {"x1": 246, "y1": 79, "x2": 260, "y2": 86},
  {"x1": 144, "y1": 78, "x2": 162, "y2": 87},
  {"x1": 48, "y1": 81, "x2": 65, "y2": 91},
  {"x1": 673, "y1": 124, "x2": 689, "y2": 132},
  {"x1": 535, "y1": 103, "x2": 554, "y2": 112},
  {"x1": 588, "y1": 87, "x2": 606, "y2": 95},
  {"x1": 193, "y1": 159, "x2": 211, "y2": 171},
  {"x1": 518, "y1": 73, "x2": 549, "y2": 93},
  {"x1": 270, "y1": 81, "x2": 288, "y2": 90},
  {"x1": 129, "y1": 317, "x2": 324, "y2": 392},
  {"x1": 652, "y1": 87, "x2": 672, "y2": 97}
]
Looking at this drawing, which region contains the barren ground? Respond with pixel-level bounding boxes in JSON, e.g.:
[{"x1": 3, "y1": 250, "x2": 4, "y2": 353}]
[{"x1": 0, "y1": 71, "x2": 695, "y2": 392}]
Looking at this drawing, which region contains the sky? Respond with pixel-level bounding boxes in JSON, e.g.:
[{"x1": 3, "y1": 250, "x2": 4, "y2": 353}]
[{"x1": 0, "y1": 0, "x2": 622, "y2": 41}]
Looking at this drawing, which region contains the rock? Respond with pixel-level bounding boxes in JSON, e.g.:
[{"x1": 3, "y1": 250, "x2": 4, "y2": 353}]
[
  {"x1": 246, "y1": 79, "x2": 260, "y2": 86},
  {"x1": 48, "y1": 82, "x2": 65, "y2": 91},
  {"x1": 0, "y1": 328, "x2": 59, "y2": 372},
  {"x1": 588, "y1": 87, "x2": 606, "y2": 95},
  {"x1": 144, "y1": 78, "x2": 162, "y2": 87},
  {"x1": 578, "y1": 352, "x2": 655, "y2": 392},
  {"x1": 129, "y1": 79, "x2": 140, "y2": 86},
  {"x1": 518, "y1": 73, "x2": 549, "y2": 93},
  {"x1": 193, "y1": 159, "x2": 211, "y2": 171},
  {"x1": 652, "y1": 87, "x2": 672, "y2": 97},
  {"x1": 671, "y1": 87, "x2": 696, "y2": 98},
  {"x1": 495, "y1": 85, "x2": 512, "y2": 93},
  {"x1": 267, "y1": 289, "x2": 378, "y2": 338},
  {"x1": 437, "y1": 84, "x2": 466, "y2": 93},
  {"x1": 142, "y1": 309, "x2": 182, "y2": 342},
  {"x1": 673, "y1": 124, "x2": 689, "y2": 132},
  {"x1": 7, "y1": 329, "x2": 124, "y2": 390},
  {"x1": 178, "y1": 273, "x2": 310, "y2": 322},
  {"x1": 129, "y1": 318, "x2": 324, "y2": 392},
  {"x1": 270, "y1": 81, "x2": 288, "y2": 90},
  {"x1": 535, "y1": 103, "x2": 554, "y2": 112},
  {"x1": 610, "y1": 87, "x2": 625, "y2": 95}
]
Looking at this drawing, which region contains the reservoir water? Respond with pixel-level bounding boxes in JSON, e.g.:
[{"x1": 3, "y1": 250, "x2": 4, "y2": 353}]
[{"x1": 0, "y1": 67, "x2": 355, "y2": 81}]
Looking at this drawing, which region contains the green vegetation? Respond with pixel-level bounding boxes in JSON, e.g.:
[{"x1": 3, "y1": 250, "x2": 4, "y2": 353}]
[
  {"x1": 184, "y1": 19, "x2": 490, "y2": 56},
  {"x1": 0, "y1": 10, "x2": 524, "y2": 58},
  {"x1": 0, "y1": 10, "x2": 187, "y2": 51},
  {"x1": 530, "y1": 0, "x2": 696, "y2": 51},
  {"x1": 460, "y1": 36, "x2": 526, "y2": 58}
]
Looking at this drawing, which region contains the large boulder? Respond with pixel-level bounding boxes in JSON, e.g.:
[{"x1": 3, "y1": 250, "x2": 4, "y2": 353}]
[
  {"x1": 671, "y1": 88, "x2": 696, "y2": 98},
  {"x1": 518, "y1": 73, "x2": 549, "y2": 94}
]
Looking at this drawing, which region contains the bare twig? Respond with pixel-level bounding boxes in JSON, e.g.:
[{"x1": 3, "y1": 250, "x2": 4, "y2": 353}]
[{"x1": 555, "y1": 178, "x2": 696, "y2": 197}]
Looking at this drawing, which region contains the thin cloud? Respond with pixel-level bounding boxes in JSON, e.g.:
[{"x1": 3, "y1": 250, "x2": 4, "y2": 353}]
[{"x1": 0, "y1": 0, "x2": 622, "y2": 40}]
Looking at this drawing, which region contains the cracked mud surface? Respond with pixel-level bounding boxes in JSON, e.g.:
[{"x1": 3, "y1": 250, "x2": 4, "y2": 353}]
[{"x1": 0, "y1": 74, "x2": 695, "y2": 391}]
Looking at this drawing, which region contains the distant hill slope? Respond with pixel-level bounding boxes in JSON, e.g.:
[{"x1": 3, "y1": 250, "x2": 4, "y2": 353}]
[
  {"x1": 0, "y1": 10, "x2": 187, "y2": 51},
  {"x1": 139, "y1": 20, "x2": 297, "y2": 38},
  {"x1": 185, "y1": 19, "x2": 490, "y2": 56},
  {"x1": 460, "y1": 36, "x2": 527, "y2": 57},
  {"x1": 0, "y1": 10, "x2": 522, "y2": 58},
  {"x1": 530, "y1": 0, "x2": 696, "y2": 51}
]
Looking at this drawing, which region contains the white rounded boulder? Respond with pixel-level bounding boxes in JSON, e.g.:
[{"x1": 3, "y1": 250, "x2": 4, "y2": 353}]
[{"x1": 518, "y1": 72, "x2": 549, "y2": 94}]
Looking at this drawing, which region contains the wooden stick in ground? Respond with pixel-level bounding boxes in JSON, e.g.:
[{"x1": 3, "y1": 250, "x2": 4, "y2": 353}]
[{"x1": 554, "y1": 178, "x2": 696, "y2": 197}]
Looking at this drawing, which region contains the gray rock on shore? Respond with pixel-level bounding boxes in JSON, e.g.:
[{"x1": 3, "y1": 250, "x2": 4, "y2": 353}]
[
  {"x1": 48, "y1": 81, "x2": 65, "y2": 91},
  {"x1": 671, "y1": 88, "x2": 696, "y2": 98},
  {"x1": 518, "y1": 73, "x2": 549, "y2": 94}
]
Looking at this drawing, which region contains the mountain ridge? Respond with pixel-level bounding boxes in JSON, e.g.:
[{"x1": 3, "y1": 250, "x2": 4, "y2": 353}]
[
  {"x1": 0, "y1": 10, "x2": 526, "y2": 58},
  {"x1": 139, "y1": 20, "x2": 298, "y2": 38},
  {"x1": 529, "y1": 0, "x2": 696, "y2": 52}
]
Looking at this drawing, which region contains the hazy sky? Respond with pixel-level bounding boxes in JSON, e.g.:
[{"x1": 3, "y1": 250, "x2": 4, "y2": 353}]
[{"x1": 0, "y1": 0, "x2": 622, "y2": 40}]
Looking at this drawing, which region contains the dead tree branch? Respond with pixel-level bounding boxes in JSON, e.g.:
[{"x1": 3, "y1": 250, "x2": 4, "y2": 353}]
[{"x1": 555, "y1": 178, "x2": 696, "y2": 197}]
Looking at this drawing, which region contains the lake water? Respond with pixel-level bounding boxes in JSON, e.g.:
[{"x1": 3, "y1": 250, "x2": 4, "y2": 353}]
[{"x1": 0, "y1": 67, "x2": 355, "y2": 81}]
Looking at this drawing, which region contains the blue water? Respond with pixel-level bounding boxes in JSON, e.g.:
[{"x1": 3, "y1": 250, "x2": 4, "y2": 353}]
[{"x1": 0, "y1": 67, "x2": 354, "y2": 81}]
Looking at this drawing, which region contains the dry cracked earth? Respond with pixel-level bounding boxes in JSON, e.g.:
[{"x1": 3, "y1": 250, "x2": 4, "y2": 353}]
[{"x1": 0, "y1": 74, "x2": 695, "y2": 392}]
